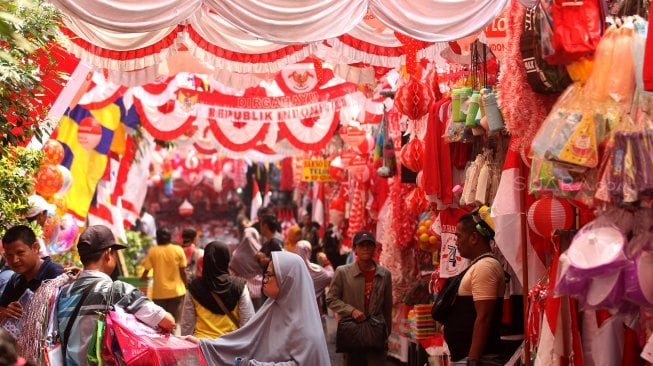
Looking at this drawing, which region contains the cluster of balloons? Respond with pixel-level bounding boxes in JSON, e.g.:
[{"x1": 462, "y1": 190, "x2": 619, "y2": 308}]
[{"x1": 34, "y1": 139, "x2": 78, "y2": 254}]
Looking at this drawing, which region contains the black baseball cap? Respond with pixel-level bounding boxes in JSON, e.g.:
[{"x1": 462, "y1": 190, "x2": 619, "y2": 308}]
[
  {"x1": 77, "y1": 225, "x2": 127, "y2": 256},
  {"x1": 353, "y1": 230, "x2": 376, "y2": 247}
]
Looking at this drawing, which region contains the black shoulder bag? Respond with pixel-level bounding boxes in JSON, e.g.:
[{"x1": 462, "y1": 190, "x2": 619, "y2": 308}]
[{"x1": 431, "y1": 254, "x2": 494, "y2": 323}]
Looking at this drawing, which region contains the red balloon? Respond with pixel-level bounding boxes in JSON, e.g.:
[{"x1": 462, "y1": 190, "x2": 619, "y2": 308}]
[
  {"x1": 35, "y1": 164, "x2": 64, "y2": 198},
  {"x1": 42, "y1": 140, "x2": 65, "y2": 165}
]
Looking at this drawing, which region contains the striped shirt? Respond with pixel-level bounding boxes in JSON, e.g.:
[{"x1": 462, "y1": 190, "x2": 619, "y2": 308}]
[{"x1": 57, "y1": 270, "x2": 166, "y2": 366}]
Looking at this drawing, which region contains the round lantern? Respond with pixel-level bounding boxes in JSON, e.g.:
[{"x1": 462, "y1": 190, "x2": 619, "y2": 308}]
[
  {"x1": 527, "y1": 197, "x2": 574, "y2": 239},
  {"x1": 57, "y1": 165, "x2": 73, "y2": 194},
  {"x1": 179, "y1": 199, "x2": 194, "y2": 217},
  {"x1": 35, "y1": 164, "x2": 64, "y2": 198},
  {"x1": 42, "y1": 140, "x2": 65, "y2": 165},
  {"x1": 400, "y1": 138, "x2": 424, "y2": 172},
  {"x1": 77, "y1": 117, "x2": 102, "y2": 150},
  {"x1": 407, "y1": 187, "x2": 428, "y2": 216},
  {"x1": 394, "y1": 77, "x2": 433, "y2": 120}
]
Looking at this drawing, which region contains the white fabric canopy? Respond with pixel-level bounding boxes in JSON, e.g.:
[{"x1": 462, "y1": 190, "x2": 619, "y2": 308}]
[
  {"x1": 51, "y1": 0, "x2": 508, "y2": 43},
  {"x1": 369, "y1": 0, "x2": 510, "y2": 42},
  {"x1": 205, "y1": 0, "x2": 368, "y2": 44},
  {"x1": 50, "y1": 0, "x2": 201, "y2": 32}
]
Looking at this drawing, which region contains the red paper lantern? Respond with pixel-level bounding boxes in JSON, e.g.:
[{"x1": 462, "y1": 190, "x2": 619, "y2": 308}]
[
  {"x1": 407, "y1": 187, "x2": 428, "y2": 216},
  {"x1": 527, "y1": 197, "x2": 574, "y2": 239},
  {"x1": 394, "y1": 77, "x2": 433, "y2": 120},
  {"x1": 35, "y1": 164, "x2": 64, "y2": 198},
  {"x1": 42, "y1": 139, "x2": 64, "y2": 165},
  {"x1": 178, "y1": 199, "x2": 194, "y2": 217},
  {"x1": 400, "y1": 138, "x2": 424, "y2": 172}
]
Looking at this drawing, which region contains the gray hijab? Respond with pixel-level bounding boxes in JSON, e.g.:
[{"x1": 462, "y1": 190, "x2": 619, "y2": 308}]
[
  {"x1": 200, "y1": 251, "x2": 330, "y2": 366},
  {"x1": 229, "y1": 227, "x2": 261, "y2": 278}
]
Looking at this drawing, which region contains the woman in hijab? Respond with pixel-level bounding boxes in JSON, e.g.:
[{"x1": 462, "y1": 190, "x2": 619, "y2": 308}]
[
  {"x1": 190, "y1": 251, "x2": 330, "y2": 366},
  {"x1": 182, "y1": 241, "x2": 255, "y2": 338},
  {"x1": 293, "y1": 240, "x2": 333, "y2": 311},
  {"x1": 229, "y1": 227, "x2": 264, "y2": 309}
]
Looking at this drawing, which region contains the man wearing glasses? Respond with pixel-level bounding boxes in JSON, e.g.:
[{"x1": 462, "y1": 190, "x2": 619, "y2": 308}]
[{"x1": 326, "y1": 230, "x2": 392, "y2": 366}]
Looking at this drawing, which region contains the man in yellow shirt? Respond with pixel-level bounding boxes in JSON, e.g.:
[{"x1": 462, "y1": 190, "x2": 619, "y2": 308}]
[{"x1": 141, "y1": 228, "x2": 187, "y2": 335}]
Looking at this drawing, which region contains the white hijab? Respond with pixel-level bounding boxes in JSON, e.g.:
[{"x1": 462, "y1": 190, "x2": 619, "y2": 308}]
[
  {"x1": 200, "y1": 251, "x2": 330, "y2": 366},
  {"x1": 229, "y1": 227, "x2": 261, "y2": 278}
]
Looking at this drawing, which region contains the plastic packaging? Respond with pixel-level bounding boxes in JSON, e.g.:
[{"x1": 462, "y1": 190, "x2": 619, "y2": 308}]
[
  {"x1": 482, "y1": 92, "x2": 505, "y2": 132},
  {"x1": 465, "y1": 91, "x2": 481, "y2": 127}
]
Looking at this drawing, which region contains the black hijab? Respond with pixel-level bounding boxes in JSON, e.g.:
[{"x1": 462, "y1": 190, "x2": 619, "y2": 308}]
[{"x1": 189, "y1": 241, "x2": 244, "y2": 315}]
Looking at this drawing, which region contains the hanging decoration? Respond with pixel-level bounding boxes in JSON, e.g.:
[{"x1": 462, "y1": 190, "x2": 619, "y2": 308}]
[
  {"x1": 35, "y1": 165, "x2": 64, "y2": 198},
  {"x1": 42, "y1": 140, "x2": 65, "y2": 165},
  {"x1": 527, "y1": 197, "x2": 574, "y2": 239},
  {"x1": 394, "y1": 77, "x2": 433, "y2": 120}
]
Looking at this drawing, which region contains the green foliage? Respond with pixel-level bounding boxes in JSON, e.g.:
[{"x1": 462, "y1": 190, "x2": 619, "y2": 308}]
[
  {"x1": 0, "y1": 146, "x2": 42, "y2": 231},
  {"x1": 0, "y1": 0, "x2": 63, "y2": 153},
  {"x1": 120, "y1": 230, "x2": 154, "y2": 276}
]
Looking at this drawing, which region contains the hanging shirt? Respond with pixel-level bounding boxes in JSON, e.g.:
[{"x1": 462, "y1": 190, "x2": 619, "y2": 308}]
[{"x1": 434, "y1": 208, "x2": 470, "y2": 278}]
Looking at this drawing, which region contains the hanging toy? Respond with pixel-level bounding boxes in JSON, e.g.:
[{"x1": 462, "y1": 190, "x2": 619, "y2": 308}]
[{"x1": 378, "y1": 136, "x2": 397, "y2": 178}]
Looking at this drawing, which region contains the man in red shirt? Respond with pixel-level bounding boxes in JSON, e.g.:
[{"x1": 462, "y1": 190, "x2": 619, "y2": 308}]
[{"x1": 326, "y1": 230, "x2": 393, "y2": 366}]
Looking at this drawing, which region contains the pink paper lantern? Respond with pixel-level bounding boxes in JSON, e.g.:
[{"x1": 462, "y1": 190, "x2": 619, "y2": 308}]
[{"x1": 527, "y1": 197, "x2": 574, "y2": 239}]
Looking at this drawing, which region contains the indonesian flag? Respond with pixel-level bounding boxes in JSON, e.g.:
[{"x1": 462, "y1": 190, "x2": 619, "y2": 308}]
[
  {"x1": 490, "y1": 137, "x2": 546, "y2": 290},
  {"x1": 112, "y1": 134, "x2": 153, "y2": 226},
  {"x1": 88, "y1": 156, "x2": 126, "y2": 242},
  {"x1": 312, "y1": 182, "x2": 325, "y2": 237},
  {"x1": 250, "y1": 180, "x2": 263, "y2": 222}
]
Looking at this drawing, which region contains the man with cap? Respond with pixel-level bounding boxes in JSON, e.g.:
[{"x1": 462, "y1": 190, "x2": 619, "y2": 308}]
[
  {"x1": 25, "y1": 195, "x2": 55, "y2": 227},
  {"x1": 326, "y1": 230, "x2": 393, "y2": 366},
  {"x1": 0, "y1": 225, "x2": 63, "y2": 322},
  {"x1": 57, "y1": 225, "x2": 175, "y2": 365},
  {"x1": 26, "y1": 194, "x2": 56, "y2": 257}
]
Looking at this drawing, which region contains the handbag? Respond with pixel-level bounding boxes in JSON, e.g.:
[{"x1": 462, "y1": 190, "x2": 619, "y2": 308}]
[
  {"x1": 335, "y1": 316, "x2": 387, "y2": 353},
  {"x1": 210, "y1": 291, "x2": 239, "y2": 328}
]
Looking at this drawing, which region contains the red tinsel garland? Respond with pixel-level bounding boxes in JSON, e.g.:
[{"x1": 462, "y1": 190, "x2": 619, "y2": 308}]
[{"x1": 497, "y1": 1, "x2": 558, "y2": 152}]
